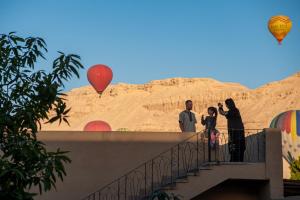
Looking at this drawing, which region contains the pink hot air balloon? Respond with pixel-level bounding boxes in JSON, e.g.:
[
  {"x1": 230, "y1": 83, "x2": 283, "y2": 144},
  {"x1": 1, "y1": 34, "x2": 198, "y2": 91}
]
[
  {"x1": 87, "y1": 64, "x2": 113, "y2": 96},
  {"x1": 83, "y1": 120, "x2": 112, "y2": 132}
]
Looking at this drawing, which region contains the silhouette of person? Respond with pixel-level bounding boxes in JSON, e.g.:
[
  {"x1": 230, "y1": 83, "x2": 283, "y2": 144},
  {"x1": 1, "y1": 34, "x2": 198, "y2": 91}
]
[
  {"x1": 218, "y1": 98, "x2": 245, "y2": 162},
  {"x1": 179, "y1": 100, "x2": 197, "y2": 132}
]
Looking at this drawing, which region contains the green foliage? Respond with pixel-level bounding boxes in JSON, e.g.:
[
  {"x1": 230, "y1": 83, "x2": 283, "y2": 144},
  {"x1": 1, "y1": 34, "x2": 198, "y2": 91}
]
[
  {"x1": 286, "y1": 152, "x2": 300, "y2": 180},
  {"x1": 287, "y1": 153, "x2": 300, "y2": 180},
  {"x1": 0, "y1": 32, "x2": 84, "y2": 199},
  {"x1": 290, "y1": 159, "x2": 300, "y2": 180}
]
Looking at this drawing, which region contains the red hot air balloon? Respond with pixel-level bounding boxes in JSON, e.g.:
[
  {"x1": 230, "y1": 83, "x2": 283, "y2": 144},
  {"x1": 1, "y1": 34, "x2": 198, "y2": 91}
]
[
  {"x1": 83, "y1": 120, "x2": 112, "y2": 132},
  {"x1": 87, "y1": 64, "x2": 113, "y2": 96}
]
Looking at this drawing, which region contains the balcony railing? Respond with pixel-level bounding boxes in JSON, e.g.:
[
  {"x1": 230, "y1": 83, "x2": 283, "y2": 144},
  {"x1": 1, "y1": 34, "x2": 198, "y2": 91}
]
[{"x1": 82, "y1": 129, "x2": 265, "y2": 200}]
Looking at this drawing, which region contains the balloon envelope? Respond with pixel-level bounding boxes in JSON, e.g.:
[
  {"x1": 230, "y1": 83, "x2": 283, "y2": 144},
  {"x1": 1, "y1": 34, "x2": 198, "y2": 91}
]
[
  {"x1": 268, "y1": 15, "x2": 292, "y2": 44},
  {"x1": 270, "y1": 110, "x2": 300, "y2": 159},
  {"x1": 84, "y1": 120, "x2": 112, "y2": 132},
  {"x1": 87, "y1": 64, "x2": 113, "y2": 94}
]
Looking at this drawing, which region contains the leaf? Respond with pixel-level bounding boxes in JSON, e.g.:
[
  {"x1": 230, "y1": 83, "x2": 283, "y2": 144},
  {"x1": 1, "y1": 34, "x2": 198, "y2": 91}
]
[
  {"x1": 46, "y1": 115, "x2": 60, "y2": 124},
  {"x1": 12, "y1": 47, "x2": 19, "y2": 56},
  {"x1": 37, "y1": 37, "x2": 46, "y2": 46},
  {"x1": 69, "y1": 54, "x2": 81, "y2": 59},
  {"x1": 57, "y1": 92, "x2": 67, "y2": 96},
  {"x1": 62, "y1": 117, "x2": 70, "y2": 126},
  {"x1": 69, "y1": 65, "x2": 80, "y2": 78},
  {"x1": 70, "y1": 56, "x2": 84, "y2": 69},
  {"x1": 11, "y1": 35, "x2": 25, "y2": 43},
  {"x1": 63, "y1": 107, "x2": 71, "y2": 115}
]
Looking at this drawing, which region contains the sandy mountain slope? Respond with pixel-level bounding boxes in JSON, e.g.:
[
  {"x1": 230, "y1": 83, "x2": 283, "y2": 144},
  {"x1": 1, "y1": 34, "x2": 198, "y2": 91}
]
[{"x1": 42, "y1": 72, "x2": 300, "y2": 132}]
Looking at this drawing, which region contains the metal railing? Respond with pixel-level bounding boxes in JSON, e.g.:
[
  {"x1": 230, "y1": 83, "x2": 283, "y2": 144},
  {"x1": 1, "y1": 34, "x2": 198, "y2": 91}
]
[{"x1": 81, "y1": 129, "x2": 265, "y2": 200}]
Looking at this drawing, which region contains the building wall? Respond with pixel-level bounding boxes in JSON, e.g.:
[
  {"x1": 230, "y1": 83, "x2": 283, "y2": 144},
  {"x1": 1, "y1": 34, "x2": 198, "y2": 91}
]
[
  {"x1": 192, "y1": 179, "x2": 267, "y2": 200},
  {"x1": 34, "y1": 129, "x2": 283, "y2": 200},
  {"x1": 35, "y1": 131, "x2": 193, "y2": 200}
]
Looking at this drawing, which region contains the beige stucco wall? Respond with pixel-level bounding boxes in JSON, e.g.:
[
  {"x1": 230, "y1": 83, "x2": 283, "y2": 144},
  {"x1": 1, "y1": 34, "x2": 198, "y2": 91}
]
[
  {"x1": 34, "y1": 129, "x2": 283, "y2": 200},
  {"x1": 283, "y1": 159, "x2": 291, "y2": 179},
  {"x1": 35, "y1": 131, "x2": 193, "y2": 200}
]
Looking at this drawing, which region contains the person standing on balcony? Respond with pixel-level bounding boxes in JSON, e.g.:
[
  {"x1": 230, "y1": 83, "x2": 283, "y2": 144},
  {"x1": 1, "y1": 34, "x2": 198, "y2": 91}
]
[
  {"x1": 179, "y1": 100, "x2": 197, "y2": 132},
  {"x1": 201, "y1": 107, "x2": 219, "y2": 149},
  {"x1": 218, "y1": 98, "x2": 245, "y2": 162}
]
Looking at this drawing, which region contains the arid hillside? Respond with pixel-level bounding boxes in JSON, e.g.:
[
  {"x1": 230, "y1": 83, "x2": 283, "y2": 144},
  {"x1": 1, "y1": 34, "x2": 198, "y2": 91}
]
[{"x1": 42, "y1": 72, "x2": 300, "y2": 132}]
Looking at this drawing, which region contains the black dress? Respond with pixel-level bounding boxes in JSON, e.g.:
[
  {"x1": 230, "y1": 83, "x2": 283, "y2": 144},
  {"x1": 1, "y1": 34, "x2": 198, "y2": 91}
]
[{"x1": 219, "y1": 107, "x2": 245, "y2": 162}]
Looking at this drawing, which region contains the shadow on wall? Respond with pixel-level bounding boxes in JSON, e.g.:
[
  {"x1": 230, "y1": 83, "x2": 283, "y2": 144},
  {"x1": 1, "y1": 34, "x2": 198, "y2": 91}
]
[{"x1": 191, "y1": 179, "x2": 268, "y2": 200}]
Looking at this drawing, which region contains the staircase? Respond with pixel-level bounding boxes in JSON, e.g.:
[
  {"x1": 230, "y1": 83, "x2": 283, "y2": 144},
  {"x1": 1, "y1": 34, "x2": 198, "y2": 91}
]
[{"x1": 81, "y1": 129, "x2": 265, "y2": 200}]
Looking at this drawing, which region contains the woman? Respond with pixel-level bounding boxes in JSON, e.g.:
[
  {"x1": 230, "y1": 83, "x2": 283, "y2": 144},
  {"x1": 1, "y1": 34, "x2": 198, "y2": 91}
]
[{"x1": 218, "y1": 98, "x2": 245, "y2": 162}]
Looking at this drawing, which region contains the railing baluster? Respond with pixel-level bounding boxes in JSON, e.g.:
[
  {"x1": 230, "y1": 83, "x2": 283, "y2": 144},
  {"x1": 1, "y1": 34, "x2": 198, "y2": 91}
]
[
  {"x1": 125, "y1": 175, "x2": 127, "y2": 200},
  {"x1": 118, "y1": 179, "x2": 120, "y2": 200},
  {"x1": 196, "y1": 133, "x2": 199, "y2": 169},
  {"x1": 171, "y1": 148, "x2": 173, "y2": 184},
  {"x1": 151, "y1": 159, "x2": 154, "y2": 193},
  {"x1": 145, "y1": 163, "x2": 147, "y2": 197},
  {"x1": 203, "y1": 133, "x2": 206, "y2": 162},
  {"x1": 208, "y1": 128, "x2": 211, "y2": 162},
  {"x1": 177, "y1": 144, "x2": 180, "y2": 178},
  {"x1": 257, "y1": 130, "x2": 260, "y2": 162}
]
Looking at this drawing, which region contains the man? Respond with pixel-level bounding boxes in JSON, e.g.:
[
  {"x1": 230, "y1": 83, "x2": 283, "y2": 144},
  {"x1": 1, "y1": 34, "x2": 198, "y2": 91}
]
[{"x1": 179, "y1": 100, "x2": 197, "y2": 132}]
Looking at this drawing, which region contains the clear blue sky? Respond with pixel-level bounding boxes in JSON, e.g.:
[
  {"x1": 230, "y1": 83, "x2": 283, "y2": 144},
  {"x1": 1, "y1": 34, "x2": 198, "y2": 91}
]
[{"x1": 1, "y1": 0, "x2": 300, "y2": 91}]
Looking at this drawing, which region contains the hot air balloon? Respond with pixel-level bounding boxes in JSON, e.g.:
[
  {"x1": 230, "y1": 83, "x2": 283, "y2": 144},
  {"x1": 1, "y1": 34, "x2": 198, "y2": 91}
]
[
  {"x1": 87, "y1": 64, "x2": 113, "y2": 96},
  {"x1": 83, "y1": 120, "x2": 112, "y2": 132},
  {"x1": 270, "y1": 110, "x2": 300, "y2": 160},
  {"x1": 268, "y1": 15, "x2": 292, "y2": 44}
]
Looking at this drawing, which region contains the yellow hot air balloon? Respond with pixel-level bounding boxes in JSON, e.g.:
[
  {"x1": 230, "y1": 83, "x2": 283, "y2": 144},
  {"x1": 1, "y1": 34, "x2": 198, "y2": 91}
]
[{"x1": 268, "y1": 15, "x2": 292, "y2": 44}]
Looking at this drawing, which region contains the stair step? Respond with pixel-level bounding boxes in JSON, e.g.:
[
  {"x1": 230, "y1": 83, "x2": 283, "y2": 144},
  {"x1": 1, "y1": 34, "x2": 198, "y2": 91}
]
[
  {"x1": 189, "y1": 168, "x2": 199, "y2": 172},
  {"x1": 176, "y1": 174, "x2": 188, "y2": 180},
  {"x1": 199, "y1": 167, "x2": 212, "y2": 170},
  {"x1": 187, "y1": 172, "x2": 198, "y2": 176},
  {"x1": 176, "y1": 178, "x2": 188, "y2": 183},
  {"x1": 162, "y1": 183, "x2": 176, "y2": 190},
  {"x1": 133, "y1": 166, "x2": 214, "y2": 199},
  {"x1": 162, "y1": 184, "x2": 177, "y2": 191},
  {"x1": 128, "y1": 195, "x2": 142, "y2": 200}
]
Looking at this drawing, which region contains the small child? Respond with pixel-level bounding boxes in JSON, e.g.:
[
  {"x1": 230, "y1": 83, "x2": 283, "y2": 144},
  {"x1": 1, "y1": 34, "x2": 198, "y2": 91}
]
[{"x1": 201, "y1": 107, "x2": 219, "y2": 148}]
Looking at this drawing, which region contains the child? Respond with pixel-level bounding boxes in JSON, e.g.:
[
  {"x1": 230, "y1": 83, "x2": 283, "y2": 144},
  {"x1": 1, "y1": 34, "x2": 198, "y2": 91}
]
[{"x1": 201, "y1": 107, "x2": 219, "y2": 148}]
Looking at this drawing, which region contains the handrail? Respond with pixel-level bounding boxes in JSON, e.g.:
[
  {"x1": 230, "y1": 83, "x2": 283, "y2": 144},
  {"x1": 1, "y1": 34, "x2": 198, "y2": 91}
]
[
  {"x1": 81, "y1": 128, "x2": 265, "y2": 200},
  {"x1": 85, "y1": 131, "x2": 203, "y2": 197}
]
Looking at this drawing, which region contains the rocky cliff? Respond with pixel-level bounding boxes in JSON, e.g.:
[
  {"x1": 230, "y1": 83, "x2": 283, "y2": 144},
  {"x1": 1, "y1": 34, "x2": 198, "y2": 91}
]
[{"x1": 42, "y1": 72, "x2": 300, "y2": 132}]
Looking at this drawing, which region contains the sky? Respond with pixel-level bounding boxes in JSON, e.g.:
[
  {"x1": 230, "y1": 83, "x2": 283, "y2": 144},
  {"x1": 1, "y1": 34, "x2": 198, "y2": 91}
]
[{"x1": 1, "y1": 0, "x2": 300, "y2": 91}]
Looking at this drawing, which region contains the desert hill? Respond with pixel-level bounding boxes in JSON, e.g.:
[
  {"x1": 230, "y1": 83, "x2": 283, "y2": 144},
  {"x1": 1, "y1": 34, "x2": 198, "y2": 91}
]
[{"x1": 42, "y1": 72, "x2": 300, "y2": 132}]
